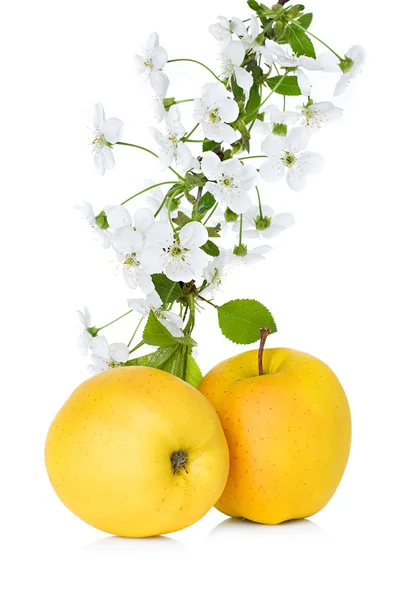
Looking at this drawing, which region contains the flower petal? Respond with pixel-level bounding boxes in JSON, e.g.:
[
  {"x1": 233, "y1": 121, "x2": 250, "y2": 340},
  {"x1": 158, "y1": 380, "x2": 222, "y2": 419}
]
[
  {"x1": 93, "y1": 103, "x2": 105, "y2": 129},
  {"x1": 91, "y1": 335, "x2": 109, "y2": 359},
  {"x1": 109, "y1": 343, "x2": 129, "y2": 363},
  {"x1": 151, "y1": 46, "x2": 168, "y2": 70},
  {"x1": 235, "y1": 66, "x2": 253, "y2": 93},
  {"x1": 222, "y1": 40, "x2": 245, "y2": 67},
  {"x1": 286, "y1": 127, "x2": 310, "y2": 154},
  {"x1": 297, "y1": 68, "x2": 312, "y2": 97},
  {"x1": 105, "y1": 205, "x2": 132, "y2": 230},
  {"x1": 133, "y1": 207, "x2": 155, "y2": 235},
  {"x1": 112, "y1": 227, "x2": 144, "y2": 254},
  {"x1": 259, "y1": 157, "x2": 285, "y2": 183},
  {"x1": 179, "y1": 221, "x2": 208, "y2": 248},
  {"x1": 261, "y1": 133, "x2": 285, "y2": 158},
  {"x1": 218, "y1": 98, "x2": 239, "y2": 123},
  {"x1": 101, "y1": 117, "x2": 124, "y2": 144},
  {"x1": 145, "y1": 222, "x2": 173, "y2": 248}
]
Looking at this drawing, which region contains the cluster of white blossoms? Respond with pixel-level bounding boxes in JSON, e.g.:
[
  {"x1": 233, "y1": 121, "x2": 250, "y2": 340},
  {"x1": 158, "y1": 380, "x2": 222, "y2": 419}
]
[{"x1": 78, "y1": 1, "x2": 364, "y2": 375}]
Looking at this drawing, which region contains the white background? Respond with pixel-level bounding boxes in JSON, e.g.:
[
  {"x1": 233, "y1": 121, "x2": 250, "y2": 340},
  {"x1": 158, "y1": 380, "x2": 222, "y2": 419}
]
[{"x1": 1, "y1": 0, "x2": 406, "y2": 598}]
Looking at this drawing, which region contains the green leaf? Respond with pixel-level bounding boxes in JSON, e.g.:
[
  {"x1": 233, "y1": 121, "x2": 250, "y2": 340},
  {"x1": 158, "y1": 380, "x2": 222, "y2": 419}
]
[
  {"x1": 217, "y1": 299, "x2": 277, "y2": 344},
  {"x1": 247, "y1": 0, "x2": 262, "y2": 11},
  {"x1": 160, "y1": 344, "x2": 187, "y2": 378},
  {"x1": 296, "y1": 12, "x2": 313, "y2": 29},
  {"x1": 231, "y1": 75, "x2": 244, "y2": 102},
  {"x1": 192, "y1": 191, "x2": 216, "y2": 220},
  {"x1": 266, "y1": 75, "x2": 301, "y2": 96},
  {"x1": 245, "y1": 84, "x2": 261, "y2": 124},
  {"x1": 287, "y1": 26, "x2": 316, "y2": 58},
  {"x1": 206, "y1": 224, "x2": 221, "y2": 238},
  {"x1": 185, "y1": 354, "x2": 202, "y2": 388},
  {"x1": 125, "y1": 346, "x2": 178, "y2": 368},
  {"x1": 152, "y1": 274, "x2": 182, "y2": 304},
  {"x1": 143, "y1": 311, "x2": 180, "y2": 347},
  {"x1": 202, "y1": 139, "x2": 220, "y2": 152},
  {"x1": 201, "y1": 240, "x2": 220, "y2": 257},
  {"x1": 172, "y1": 211, "x2": 192, "y2": 228}
]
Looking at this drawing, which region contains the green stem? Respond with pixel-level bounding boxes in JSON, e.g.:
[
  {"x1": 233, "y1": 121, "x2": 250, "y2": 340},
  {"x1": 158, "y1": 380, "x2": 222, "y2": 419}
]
[
  {"x1": 256, "y1": 187, "x2": 263, "y2": 219},
  {"x1": 127, "y1": 317, "x2": 144, "y2": 346},
  {"x1": 168, "y1": 58, "x2": 223, "y2": 83},
  {"x1": 98, "y1": 310, "x2": 132, "y2": 332},
  {"x1": 203, "y1": 202, "x2": 218, "y2": 225},
  {"x1": 185, "y1": 139, "x2": 205, "y2": 143},
  {"x1": 129, "y1": 340, "x2": 145, "y2": 355},
  {"x1": 184, "y1": 296, "x2": 196, "y2": 335},
  {"x1": 290, "y1": 21, "x2": 342, "y2": 60},
  {"x1": 115, "y1": 142, "x2": 185, "y2": 181},
  {"x1": 259, "y1": 71, "x2": 289, "y2": 109},
  {"x1": 121, "y1": 181, "x2": 178, "y2": 206},
  {"x1": 183, "y1": 123, "x2": 199, "y2": 141},
  {"x1": 283, "y1": 95, "x2": 286, "y2": 111},
  {"x1": 174, "y1": 98, "x2": 194, "y2": 104},
  {"x1": 240, "y1": 155, "x2": 267, "y2": 161},
  {"x1": 197, "y1": 295, "x2": 218, "y2": 309},
  {"x1": 239, "y1": 214, "x2": 243, "y2": 245}
]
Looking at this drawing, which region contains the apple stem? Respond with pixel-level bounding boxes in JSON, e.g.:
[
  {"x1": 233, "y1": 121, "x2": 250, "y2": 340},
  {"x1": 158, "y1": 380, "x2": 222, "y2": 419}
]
[{"x1": 258, "y1": 327, "x2": 271, "y2": 376}]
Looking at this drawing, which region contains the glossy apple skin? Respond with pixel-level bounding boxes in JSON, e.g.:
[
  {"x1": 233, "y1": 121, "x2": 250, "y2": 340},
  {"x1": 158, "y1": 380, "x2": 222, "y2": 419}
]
[
  {"x1": 198, "y1": 348, "x2": 351, "y2": 524},
  {"x1": 45, "y1": 367, "x2": 229, "y2": 537}
]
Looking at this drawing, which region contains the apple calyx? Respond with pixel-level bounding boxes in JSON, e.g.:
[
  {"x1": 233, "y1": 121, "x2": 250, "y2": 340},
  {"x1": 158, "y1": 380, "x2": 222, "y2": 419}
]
[
  {"x1": 258, "y1": 327, "x2": 271, "y2": 376},
  {"x1": 171, "y1": 450, "x2": 189, "y2": 475}
]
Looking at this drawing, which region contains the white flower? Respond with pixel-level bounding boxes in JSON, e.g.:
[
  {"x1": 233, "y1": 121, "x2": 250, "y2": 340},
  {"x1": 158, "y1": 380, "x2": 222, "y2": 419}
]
[
  {"x1": 240, "y1": 15, "x2": 260, "y2": 48},
  {"x1": 134, "y1": 33, "x2": 169, "y2": 99},
  {"x1": 77, "y1": 307, "x2": 93, "y2": 356},
  {"x1": 141, "y1": 221, "x2": 209, "y2": 282},
  {"x1": 334, "y1": 46, "x2": 365, "y2": 96},
  {"x1": 150, "y1": 106, "x2": 196, "y2": 171},
  {"x1": 128, "y1": 290, "x2": 184, "y2": 337},
  {"x1": 262, "y1": 41, "x2": 321, "y2": 96},
  {"x1": 298, "y1": 101, "x2": 343, "y2": 131},
  {"x1": 75, "y1": 202, "x2": 111, "y2": 249},
  {"x1": 220, "y1": 41, "x2": 253, "y2": 94},
  {"x1": 152, "y1": 98, "x2": 166, "y2": 122},
  {"x1": 252, "y1": 104, "x2": 299, "y2": 137},
  {"x1": 88, "y1": 336, "x2": 129, "y2": 374},
  {"x1": 193, "y1": 83, "x2": 239, "y2": 144},
  {"x1": 92, "y1": 104, "x2": 124, "y2": 175},
  {"x1": 260, "y1": 128, "x2": 323, "y2": 191},
  {"x1": 232, "y1": 205, "x2": 295, "y2": 239},
  {"x1": 201, "y1": 252, "x2": 230, "y2": 298},
  {"x1": 230, "y1": 245, "x2": 272, "y2": 265},
  {"x1": 201, "y1": 152, "x2": 257, "y2": 213},
  {"x1": 209, "y1": 17, "x2": 248, "y2": 43}
]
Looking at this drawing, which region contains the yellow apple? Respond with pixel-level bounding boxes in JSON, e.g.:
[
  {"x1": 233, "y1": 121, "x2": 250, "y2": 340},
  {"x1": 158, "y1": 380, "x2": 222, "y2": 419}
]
[
  {"x1": 198, "y1": 347, "x2": 351, "y2": 524},
  {"x1": 45, "y1": 366, "x2": 229, "y2": 537}
]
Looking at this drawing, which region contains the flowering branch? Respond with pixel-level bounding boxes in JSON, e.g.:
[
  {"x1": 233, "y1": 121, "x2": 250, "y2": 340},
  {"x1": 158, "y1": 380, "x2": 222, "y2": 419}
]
[{"x1": 77, "y1": 0, "x2": 364, "y2": 384}]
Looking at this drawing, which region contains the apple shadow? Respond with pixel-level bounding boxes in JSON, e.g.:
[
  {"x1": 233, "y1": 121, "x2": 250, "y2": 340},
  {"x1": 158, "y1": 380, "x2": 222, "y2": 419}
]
[
  {"x1": 84, "y1": 533, "x2": 186, "y2": 556},
  {"x1": 208, "y1": 517, "x2": 328, "y2": 541}
]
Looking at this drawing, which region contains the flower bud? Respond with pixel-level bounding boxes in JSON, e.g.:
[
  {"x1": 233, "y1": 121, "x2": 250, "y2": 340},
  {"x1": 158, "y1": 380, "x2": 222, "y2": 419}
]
[
  {"x1": 233, "y1": 243, "x2": 248, "y2": 257},
  {"x1": 95, "y1": 211, "x2": 109, "y2": 230},
  {"x1": 255, "y1": 215, "x2": 271, "y2": 231}
]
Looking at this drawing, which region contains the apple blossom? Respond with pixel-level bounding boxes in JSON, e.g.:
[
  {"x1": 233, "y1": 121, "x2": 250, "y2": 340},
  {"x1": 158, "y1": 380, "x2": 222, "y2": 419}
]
[
  {"x1": 150, "y1": 106, "x2": 196, "y2": 171},
  {"x1": 92, "y1": 104, "x2": 124, "y2": 175},
  {"x1": 262, "y1": 41, "x2": 321, "y2": 96},
  {"x1": 128, "y1": 290, "x2": 184, "y2": 337},
  {"x1": 233, "y1": 204, "x2": 295, "y2": 241},
  {"x1": 193, "y1": 83, "x2": 239, "y2": 144},
  {"x1": 220, "y1": 41, "x2": 253, "y2": 94},
  {"x1": 88, "y1": 336, "x2": 129, "y2": 374},
  {"x1": 334, "y1": 46, "x2": 365, "y2": 96},
  {"x1": 260, "y1": 128, "x2": 323, "y2": 192},
  {"x1": 141, "y1": 221, "x2": 209, "y2": 282},
  {"x1": 202, "y1": 152, "x2": 257, "y2": 213},
  {"x1": 299, "y1": 101, "x2": 343, "y2": 131},
  {"x1": 77, "y1": 307, "x2": 94, "y2": 355},
  {"x1": 134, "y1": 33, "x2": 169, "y2": 99}
]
